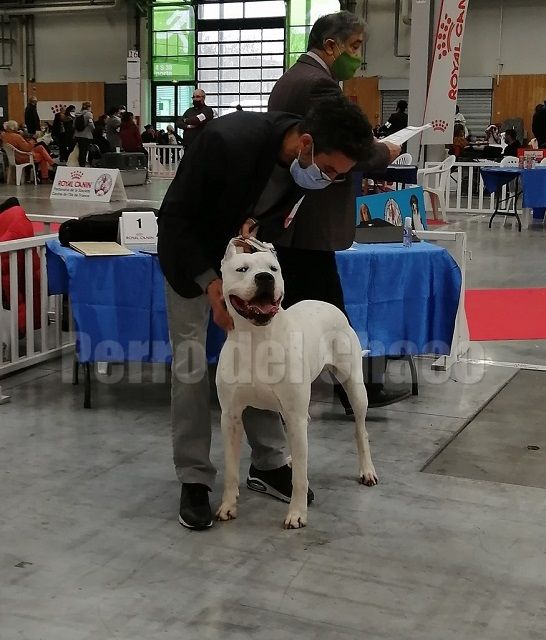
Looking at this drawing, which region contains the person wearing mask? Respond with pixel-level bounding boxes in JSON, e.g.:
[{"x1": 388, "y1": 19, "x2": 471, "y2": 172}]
[
  {"x1": 73, "y1": 101, "x2": 95, "y2": 167},
  {"x1": 158, "y1": 96, "x2": 374, "y2": 530},
  {"x1": 177, "y1": 89, "x2": 214, "y2": 148},
  {"x1": 532, "y1": 102, "x2": 546, "y2": 148},
  {"x1": 24, "y1": 96, "x2": 41, "y2": 136},
  {"x1": 2, "y1": 120, "x2": 56, "y2": 183},
  {"x1": 266, "y1": 11, "x2": 405, "y2": 409},
  {"x1": 503, "y1": 129, "x2": 521, "y2": 157},
  {"x1": 105, "y1": 106, "x2": 122, "y2": 151}
]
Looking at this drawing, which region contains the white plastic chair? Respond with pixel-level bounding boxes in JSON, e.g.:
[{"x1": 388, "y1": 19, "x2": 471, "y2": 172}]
[
  {"x1": 498, "y1": 156, "x2": 520, "y2": 219},
  {"x1": 417, "y1": 155, "x2": 456, "y2": 222},
  {"x1": 2, "y1": 142, "x2": 37, "y2": 185},
  {"x1": 500, "y1": 156, "x2": 519, "y2": 168},
  {"x1": 391, "y1": 152, "x2": 413, "y2": 165}
]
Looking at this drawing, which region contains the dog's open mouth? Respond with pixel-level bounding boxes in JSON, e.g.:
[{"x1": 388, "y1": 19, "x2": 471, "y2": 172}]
[{"x1": 229, "y1": 293, "x2": 281, "y2": 325}]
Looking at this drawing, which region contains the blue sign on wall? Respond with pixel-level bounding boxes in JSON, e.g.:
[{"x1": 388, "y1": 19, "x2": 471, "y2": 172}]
[{"x1": 356, "y1": 187, "x2": 428, "y2": 230}]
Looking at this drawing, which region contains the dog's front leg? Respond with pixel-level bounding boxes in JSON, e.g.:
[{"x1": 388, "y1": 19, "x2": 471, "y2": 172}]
[
  {"x1": 216, "y1": 410, "x2": 243, "y2": 521},
  {"x1": 284, "y1": 416, "x2": 309, "y2": 529}
]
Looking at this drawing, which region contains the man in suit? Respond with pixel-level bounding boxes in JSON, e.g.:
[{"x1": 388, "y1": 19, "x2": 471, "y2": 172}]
[
  {"x1": 267, "y1": 11, "x2": 407, "y2": 408},
  {"x1": 158, "y1": 96, "x2": 374, "y2": 531}
]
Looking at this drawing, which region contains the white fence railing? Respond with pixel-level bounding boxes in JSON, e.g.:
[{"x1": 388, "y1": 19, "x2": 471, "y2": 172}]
[
  {"x1": 143, "y1": 143, "x2": 184, "y2": 179},
  {"x1": 0, "y1": 233, "x2": 74, "y2": 394},
  {"x1": 424, "y1": 161, "x2": 510, "y2": 215}
]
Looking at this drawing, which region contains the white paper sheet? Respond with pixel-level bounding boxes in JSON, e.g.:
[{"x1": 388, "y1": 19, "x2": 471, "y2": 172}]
[{"x1": 381, "y1": 124, "x2": 433, "y2": 146}]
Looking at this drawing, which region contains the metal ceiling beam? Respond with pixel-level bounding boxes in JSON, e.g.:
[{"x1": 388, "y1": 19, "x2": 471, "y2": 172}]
[{"x1": 0, "y1": 1, "x2": 118, "y2": 16}]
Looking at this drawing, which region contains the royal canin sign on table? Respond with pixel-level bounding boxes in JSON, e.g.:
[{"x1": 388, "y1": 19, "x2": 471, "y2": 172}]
[
  {"x1": 50, "y1": 167, "x2": 127, "y2": 202},
  {"x1": 422, "y1": 0, "x2": 470, "y2": 145}
]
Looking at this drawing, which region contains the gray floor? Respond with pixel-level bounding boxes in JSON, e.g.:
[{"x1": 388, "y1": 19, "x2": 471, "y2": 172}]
[
  {"x1": 426, "y1": 369, "x2": 546, "y2": 489},
  {"x1": 2, "y1": 186, "x2": 546, "y2": 639}
]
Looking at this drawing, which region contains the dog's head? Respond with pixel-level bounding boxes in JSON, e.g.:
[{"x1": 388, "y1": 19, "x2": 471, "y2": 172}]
[{"x1": 221, "y1": 238, "x2": 284, "y2": 327}]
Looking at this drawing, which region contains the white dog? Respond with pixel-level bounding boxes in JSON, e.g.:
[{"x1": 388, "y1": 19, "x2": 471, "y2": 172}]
[{"x1": 215, "y1": 238, "x2": 378, "y2": 529}]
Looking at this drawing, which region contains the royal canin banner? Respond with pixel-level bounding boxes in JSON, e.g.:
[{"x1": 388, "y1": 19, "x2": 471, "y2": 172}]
[{"x1": 422, "y1": 0, "x2": 470, "y2": 145}]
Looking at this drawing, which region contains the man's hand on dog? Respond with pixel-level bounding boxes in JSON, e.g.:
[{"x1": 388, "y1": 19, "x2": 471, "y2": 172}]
[
  {"x1": 240, "y1": 217, "x2": 259, "y2": 239},
  {"x1": 206, "y1": 279, "x2": 234, "y2": 332}
]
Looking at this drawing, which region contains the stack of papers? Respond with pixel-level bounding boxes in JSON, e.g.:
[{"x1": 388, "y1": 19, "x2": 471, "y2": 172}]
[{"x1": 69, "y1": 242, "x2": 134, "y2": 257}]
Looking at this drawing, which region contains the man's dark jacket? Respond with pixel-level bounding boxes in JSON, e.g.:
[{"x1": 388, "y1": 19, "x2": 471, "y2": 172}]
[
  {"x1": 25, "y1": 104, "x2": 41, "y2": 136},
  {"x1": 532, "y1": 106, "x2": 546, "y2": 148},
  {"x1": 157, "y1": 111, "x2": 301, "y2": 298},
  {"x1": 267, "y1": 53, "x2": 390, "y2": 251}
]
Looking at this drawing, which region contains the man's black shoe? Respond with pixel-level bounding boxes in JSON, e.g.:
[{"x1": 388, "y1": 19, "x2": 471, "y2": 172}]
[
  {"x1": 178, "y1": 483, "x2": 213, "y2": 530},
  {"x1": 368, "y1": 388, "x2": 411, "y2": 408},
  {"x1": 247, "y1": 464, "x2": 314, "y2": 505}
]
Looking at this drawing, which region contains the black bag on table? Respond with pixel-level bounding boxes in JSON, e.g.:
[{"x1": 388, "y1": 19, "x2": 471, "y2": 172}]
[
  {"x1": 96, "y1": 152, "x2": 146, "y2": 170},
  {"x1": 58, "y1": 207, "x2": 158, "y2": 247}
]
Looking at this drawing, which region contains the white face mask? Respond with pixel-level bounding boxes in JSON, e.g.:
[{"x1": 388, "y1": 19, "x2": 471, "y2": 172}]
[{"x1": 289, "y1": 145, "x2": 332, "y2": 190}]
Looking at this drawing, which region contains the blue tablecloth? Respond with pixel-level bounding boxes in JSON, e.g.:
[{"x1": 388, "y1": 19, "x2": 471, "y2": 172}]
[
  {"x1": 336, "y1": 242, "x2": 461, "y2": 356},
  {"x1": 520, "y1": 167, "x2": 546, "y2": 208},
  {"x1": 480, "y1": 166, "x2": 521, "y2": 194},
  {"x1": 480, "y1": 166, "x2": 546, "y2": 219},
  {"x1": 46, "y1": 239, "x2": 461, "y2": 362}
]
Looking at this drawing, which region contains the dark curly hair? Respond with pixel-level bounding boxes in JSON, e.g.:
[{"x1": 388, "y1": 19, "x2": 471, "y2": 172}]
[{"x1": 298, "y1": 96, "x2": 373, "y2": 162}]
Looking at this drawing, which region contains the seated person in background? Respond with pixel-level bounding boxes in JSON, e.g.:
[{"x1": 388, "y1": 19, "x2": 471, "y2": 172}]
[
  {"x1": 119, "y1": 112, "x2": 150, "y2": 183},
  {"x1": 165, "y1": 124, "x2": 183, "y2": 145},
  {"x1": 450, "y1": 123, "x2": 469, "y2": 157},
  {"x1": 503, "y1": 129, "x2": 521, "y2": 158},
  {"x1": 119, "y1": 112, "x2": 145, "y2": 152},
  {"x1": 2, "y1": 120, "x2": 55, "y2": 182},
  {"x1": 141, "y1": 124, "x2": 157, "y2": 143}
]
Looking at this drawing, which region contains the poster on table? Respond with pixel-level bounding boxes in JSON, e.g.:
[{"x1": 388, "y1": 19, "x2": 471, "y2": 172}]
[
  {"x1": 355, "y1": 187, "x2": 428, "y2": 230},
  {"x1": 50, "y1": 167, "x2": 127, "y2": 202},
  {"x1": 422, "y1": 0, "x2": 470, "y2": 145}
]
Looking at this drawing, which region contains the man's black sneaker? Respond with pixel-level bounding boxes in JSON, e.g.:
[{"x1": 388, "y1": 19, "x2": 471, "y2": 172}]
[
  {"x1": 178, "y1": 483, "x2": 213, "y2": 530},
  {"x1": 368, "y1": 388, "x2": 411, "y2": 408},
  {"x1": 247, "y1": 464, "x2": 314, "y2": 505}
]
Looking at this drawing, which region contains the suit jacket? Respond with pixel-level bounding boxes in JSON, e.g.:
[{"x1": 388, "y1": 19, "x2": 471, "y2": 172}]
[
  {"x1": 266, "y1": 53, "x2": 390, "y2": 251},
  {"x1": 157, "y1": 111, "x2": 303, "y2": 298}
]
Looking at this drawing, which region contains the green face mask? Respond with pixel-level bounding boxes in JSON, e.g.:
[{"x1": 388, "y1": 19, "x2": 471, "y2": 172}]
[{"x1": 331, "y1": 47, "x2": 362, "y2": 81}]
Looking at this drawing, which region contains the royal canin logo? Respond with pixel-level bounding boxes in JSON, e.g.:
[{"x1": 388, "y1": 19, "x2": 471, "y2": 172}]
[
  {"x1": 435, "y1": 0, "x2": 468, "y2": 102},
  {"x1": 70, "y1": 171, "x2": 84, "y2": 180},
  {"x1": 57, "y1": 169, "x2": 91, "y2": 189},
  {"x1": 432, "y1": 119, "x2": 449, "y2": 133}
]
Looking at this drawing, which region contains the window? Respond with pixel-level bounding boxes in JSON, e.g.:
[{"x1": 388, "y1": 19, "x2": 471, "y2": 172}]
[
  {"x1": 287, "y1": 0, "x2": 339, "y2": 68},
  {"x1": 197, "y1": 27, "x2": 285, "y2": 115}
]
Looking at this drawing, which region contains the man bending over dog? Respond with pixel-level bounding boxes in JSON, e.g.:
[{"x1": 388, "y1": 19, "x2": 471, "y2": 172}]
[{"x1": 158, "y1": 96, "x2": 374, "y2": 530}]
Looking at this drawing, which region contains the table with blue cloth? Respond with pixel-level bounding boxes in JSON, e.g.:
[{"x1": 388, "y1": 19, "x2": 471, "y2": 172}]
[
  {"x1": 336, "y1": 242, "x2": 461, "y2": 357},
  {"x1": 46, "y1": 238, "x2": 461, "y2": 407},
  {"x1": 480, "y1": 166, "x2": 523, "y2": 231},
  {"x1": 520, "y1": 166, "x2": 546, "y2": 222},
  {"x1": 480, "y1": 166, "x2": 546, "y2": 231}
]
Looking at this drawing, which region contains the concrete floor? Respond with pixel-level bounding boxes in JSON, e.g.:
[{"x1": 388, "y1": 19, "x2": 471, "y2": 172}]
[{"x1": 1, "y1": 184, "x2": 546, "y2": 639}]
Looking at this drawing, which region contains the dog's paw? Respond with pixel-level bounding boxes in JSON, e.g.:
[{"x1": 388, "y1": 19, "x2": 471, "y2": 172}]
[
  {"x1": 283, "y1": 510, "x2": 307, "y2": 529},
  {"x1": 359, "y1": 468, "x2": 379, "y2": 487},
  {"x1": 216, "y1": 502, "x2": 238, "y2": 521}
]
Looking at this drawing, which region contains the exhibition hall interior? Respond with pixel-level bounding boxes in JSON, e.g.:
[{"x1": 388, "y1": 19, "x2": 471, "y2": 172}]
[{"x1": 1, "y1": 0, "x2": 546, "y2": 638}]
